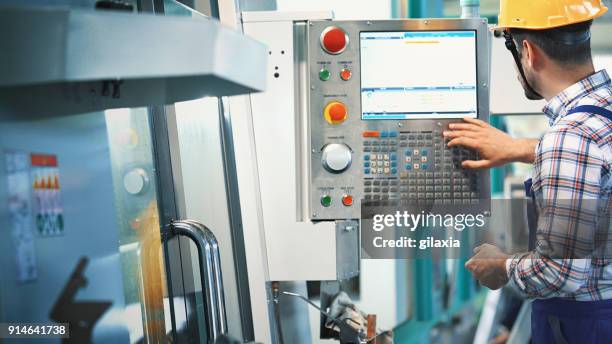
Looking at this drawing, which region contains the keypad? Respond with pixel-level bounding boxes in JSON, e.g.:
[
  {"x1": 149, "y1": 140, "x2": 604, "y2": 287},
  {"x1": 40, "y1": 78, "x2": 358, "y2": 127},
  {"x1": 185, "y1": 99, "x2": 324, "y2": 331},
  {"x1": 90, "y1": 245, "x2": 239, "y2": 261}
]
[
  {"x1": 363, "y1": 129, "x2": 481, "y2": 206},
  {"x1": 363, "y1": 132, "x2": 399, "y2": 176}
]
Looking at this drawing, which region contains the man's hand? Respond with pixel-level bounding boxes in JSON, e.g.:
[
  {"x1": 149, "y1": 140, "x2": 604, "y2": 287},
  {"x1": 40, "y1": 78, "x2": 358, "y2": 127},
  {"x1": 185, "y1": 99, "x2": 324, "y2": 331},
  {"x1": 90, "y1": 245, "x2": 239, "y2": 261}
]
[
  {"x1": 443, "y1": 117, "x2": 537, "y2": 169},
  {"x1": 465, "y1": 244, "x2": 511, "y2": 290}
]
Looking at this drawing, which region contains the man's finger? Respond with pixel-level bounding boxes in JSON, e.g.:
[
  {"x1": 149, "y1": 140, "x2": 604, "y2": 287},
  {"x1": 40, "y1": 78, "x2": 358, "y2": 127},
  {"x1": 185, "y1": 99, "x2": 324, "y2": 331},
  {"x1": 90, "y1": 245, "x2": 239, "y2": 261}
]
[
  {"x1": 443, "y1": 130, "x2": 478, "y2": 139},
  {"x1": 463, "y1": 117, "x2": 487, "y2": 127},
  {"x1": 462, "y1": 160, "x2": 492, "y2": 170},
  {"x1": 447, "y1": 137, "x2": 478, "y2": 149},
  {"x1": 447, "y1": 123, "x2": 481, "y2": 131}
]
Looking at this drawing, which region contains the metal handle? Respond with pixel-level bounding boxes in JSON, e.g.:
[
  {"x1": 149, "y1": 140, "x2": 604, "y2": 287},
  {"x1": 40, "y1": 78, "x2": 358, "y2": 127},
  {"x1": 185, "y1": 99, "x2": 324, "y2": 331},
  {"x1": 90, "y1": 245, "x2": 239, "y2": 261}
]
[{"x1": 163, "y1": 220, "x2": 227, "y2": 342}]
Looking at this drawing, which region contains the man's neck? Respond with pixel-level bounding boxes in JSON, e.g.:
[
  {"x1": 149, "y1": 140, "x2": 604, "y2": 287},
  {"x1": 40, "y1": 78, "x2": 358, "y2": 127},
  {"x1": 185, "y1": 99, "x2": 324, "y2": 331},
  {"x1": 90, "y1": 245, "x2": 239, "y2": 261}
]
[{"x1": 540, "y1": 63, "x2": 596, "y2": 101}]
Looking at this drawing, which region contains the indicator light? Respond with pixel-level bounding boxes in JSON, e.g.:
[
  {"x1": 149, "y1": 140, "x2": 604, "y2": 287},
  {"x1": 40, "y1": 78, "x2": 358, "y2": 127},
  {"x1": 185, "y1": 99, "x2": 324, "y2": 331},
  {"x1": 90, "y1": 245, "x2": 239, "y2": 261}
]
[
  {"x1": 319, "y1": 68, "x2": 331, "y2": 81},
  {"x1": 342, "y1": 195, "x2": 354, "y2": 207},
  {"x1": 340, "y1": 68, "x2": 352, "y2": 81},
  {"x1": 321, "y1": 195, "x2": 332, "y2": 207}
]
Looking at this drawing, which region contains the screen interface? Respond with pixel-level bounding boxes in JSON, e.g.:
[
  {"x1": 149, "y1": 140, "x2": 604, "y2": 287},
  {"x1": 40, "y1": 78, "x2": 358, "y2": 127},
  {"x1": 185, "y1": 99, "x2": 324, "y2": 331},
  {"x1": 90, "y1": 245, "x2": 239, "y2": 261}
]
[{"x1": 360, "y1": 31, "x2": 478, "y2": 120}]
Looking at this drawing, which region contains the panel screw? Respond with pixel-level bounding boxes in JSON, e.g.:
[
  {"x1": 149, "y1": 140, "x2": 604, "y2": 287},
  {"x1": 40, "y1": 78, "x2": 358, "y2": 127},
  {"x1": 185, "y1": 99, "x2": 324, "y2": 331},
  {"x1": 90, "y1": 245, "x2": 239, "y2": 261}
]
[
  {"x1": 312, "y1": 149, "x2": 316, "y2": 153},
  {"x1": 311, "y1": 85, "x2": 315, "y2": 90},
  {"x1": 424, "y1": 20, "x2": 430, "y2": 25},
  {"x1": 312, "y1": 213, "x2": 317, "y2": 218},
  {"x1": 482, "y1": 83, "x2": 488, "y2": 88},
  {"x1": 398, "y1": 122, "x2": 403, "y2": 127}
]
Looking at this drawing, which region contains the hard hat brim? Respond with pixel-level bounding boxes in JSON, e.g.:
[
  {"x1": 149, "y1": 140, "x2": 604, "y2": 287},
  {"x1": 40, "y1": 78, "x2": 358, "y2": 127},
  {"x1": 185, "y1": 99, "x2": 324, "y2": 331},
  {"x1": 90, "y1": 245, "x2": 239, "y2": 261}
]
[{"x1": 492, "y1": 6, "x2": 608, "y2": 31}]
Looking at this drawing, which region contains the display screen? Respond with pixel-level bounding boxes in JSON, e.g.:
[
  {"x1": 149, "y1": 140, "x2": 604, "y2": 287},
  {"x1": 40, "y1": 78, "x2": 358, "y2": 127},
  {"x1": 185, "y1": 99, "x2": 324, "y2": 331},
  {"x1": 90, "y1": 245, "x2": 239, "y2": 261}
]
[{"x1": 360, "y1": 31, "x2": 478, "y2": 120}]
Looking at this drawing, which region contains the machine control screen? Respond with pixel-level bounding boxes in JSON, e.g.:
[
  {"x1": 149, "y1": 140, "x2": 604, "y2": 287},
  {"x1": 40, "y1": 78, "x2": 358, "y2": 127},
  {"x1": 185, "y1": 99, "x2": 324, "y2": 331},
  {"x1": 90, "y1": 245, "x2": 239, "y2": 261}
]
[{"x1": 360, "y1": 31, "x2": 478, "y2": 120}]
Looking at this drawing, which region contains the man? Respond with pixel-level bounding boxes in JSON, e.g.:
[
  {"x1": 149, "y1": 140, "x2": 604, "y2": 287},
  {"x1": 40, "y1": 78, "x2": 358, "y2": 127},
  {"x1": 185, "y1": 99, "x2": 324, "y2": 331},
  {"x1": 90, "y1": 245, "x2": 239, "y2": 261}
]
[{"x1": 445, "y1": 0, "x2": 612, "y2": 342}]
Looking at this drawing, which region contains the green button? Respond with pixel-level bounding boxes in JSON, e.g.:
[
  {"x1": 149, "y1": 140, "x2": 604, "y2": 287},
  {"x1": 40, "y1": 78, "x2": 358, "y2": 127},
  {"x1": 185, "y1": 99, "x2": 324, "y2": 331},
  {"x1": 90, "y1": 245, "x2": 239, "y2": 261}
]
[
  {"x1": 319, "y1": 68, "x2": 331, "y2": 81},
  {"x1": 321, "y1": 195, "x2": 332, "y2": 207}
]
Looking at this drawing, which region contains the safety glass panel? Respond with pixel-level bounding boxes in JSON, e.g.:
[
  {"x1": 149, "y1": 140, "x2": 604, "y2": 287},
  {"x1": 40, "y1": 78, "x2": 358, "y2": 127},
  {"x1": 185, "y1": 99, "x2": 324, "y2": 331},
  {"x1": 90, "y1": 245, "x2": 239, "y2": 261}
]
[{"x1": 0, "y1": 109, "x2": 175, "y2": 343}]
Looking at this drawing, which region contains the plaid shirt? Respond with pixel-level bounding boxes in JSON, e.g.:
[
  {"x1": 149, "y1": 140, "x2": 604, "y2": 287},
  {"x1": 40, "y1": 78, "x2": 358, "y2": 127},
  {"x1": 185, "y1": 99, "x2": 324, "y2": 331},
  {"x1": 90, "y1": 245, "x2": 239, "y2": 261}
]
[{"x1": 507, "y1": 70, "x2": 612, "y2": 301}]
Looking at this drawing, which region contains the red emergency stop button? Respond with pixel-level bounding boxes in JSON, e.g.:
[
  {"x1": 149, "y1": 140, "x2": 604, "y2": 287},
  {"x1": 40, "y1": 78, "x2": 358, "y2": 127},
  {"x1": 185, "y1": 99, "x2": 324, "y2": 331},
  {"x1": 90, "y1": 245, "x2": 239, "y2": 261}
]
[
  {"x1": 321, "y1": 26, "x2": 348, "y2": 55},
  {"x1": 324, "y1": 101, "x2": 348, "y2": 125},
  {"x1": 342, "y1": 194, "x2": 354, "y2": 207}
]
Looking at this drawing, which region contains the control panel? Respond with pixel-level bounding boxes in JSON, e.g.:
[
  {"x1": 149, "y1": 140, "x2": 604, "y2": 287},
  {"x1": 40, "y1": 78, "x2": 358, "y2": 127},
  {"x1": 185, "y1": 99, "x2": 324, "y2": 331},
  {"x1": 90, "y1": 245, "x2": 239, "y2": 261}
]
[{"x1": 307, "y1": 19, "x2": 491, "y2": 220}]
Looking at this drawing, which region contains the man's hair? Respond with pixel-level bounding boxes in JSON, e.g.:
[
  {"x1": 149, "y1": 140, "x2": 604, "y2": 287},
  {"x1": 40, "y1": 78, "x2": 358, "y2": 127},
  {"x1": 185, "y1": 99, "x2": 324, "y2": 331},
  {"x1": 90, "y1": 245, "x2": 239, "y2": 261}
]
[{"x1": 510, "y1": 20, "x2": 593, "y2": 67}]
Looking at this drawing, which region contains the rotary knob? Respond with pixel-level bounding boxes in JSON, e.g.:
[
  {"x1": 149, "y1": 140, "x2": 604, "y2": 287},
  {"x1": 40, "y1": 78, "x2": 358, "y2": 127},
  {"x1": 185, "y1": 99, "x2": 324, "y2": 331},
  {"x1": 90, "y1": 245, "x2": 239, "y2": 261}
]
[{"x1": 321, "y1": 143, "x2": 352, "y2": 174}]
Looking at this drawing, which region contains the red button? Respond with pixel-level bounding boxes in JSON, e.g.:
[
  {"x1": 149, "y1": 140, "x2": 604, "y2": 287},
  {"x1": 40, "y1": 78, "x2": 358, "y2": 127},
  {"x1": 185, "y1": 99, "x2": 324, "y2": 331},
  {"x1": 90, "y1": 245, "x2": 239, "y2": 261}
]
[
  {"x1": 329, "y1": 103, "x2": 347, "y2": 122},
  {"x1": 324, "y1": 101, "x2": 348, "y2": 124},
  {"x1": 362, "y1": 131, "x2": 381, "y2": 138},
  {"x1": 321, "y1": 27, "x2": 348, "y2": 55},
  {"x1": 342, "y1": 195, "x2": 354, "y2": 207},
  {"x1": 340, "y1": 68, "x2": 352, "y2": 81}
]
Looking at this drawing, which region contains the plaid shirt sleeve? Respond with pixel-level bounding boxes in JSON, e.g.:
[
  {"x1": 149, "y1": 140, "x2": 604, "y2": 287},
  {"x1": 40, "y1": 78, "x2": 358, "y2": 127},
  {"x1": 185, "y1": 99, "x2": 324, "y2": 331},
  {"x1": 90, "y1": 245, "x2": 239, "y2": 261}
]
[{"x1": 507, "y1": 124, "x2": 605, "y2": 298}]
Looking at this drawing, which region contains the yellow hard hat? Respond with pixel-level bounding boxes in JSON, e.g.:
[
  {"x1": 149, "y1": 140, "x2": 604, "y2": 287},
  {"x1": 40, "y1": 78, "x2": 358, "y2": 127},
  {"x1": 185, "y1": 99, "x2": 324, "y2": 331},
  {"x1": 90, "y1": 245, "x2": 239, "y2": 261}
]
[{"x1": 496, "y1": 0, "x2": 609, "y2": 30}]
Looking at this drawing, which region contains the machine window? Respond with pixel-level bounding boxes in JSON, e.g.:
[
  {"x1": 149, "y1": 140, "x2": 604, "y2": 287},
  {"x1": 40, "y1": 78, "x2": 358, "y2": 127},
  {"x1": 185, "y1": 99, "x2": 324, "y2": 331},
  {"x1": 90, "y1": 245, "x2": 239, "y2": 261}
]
[{"x1": 360, "y1": 31, "x2": 478, "y2": 120}]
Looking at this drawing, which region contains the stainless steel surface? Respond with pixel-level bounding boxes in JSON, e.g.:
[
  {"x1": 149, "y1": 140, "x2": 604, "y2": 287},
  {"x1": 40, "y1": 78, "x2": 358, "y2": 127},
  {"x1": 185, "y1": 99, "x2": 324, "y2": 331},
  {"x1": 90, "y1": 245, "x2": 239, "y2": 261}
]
[
  {"x1": 307, "y1": 19, "x2": 491, "y2": 220},
  {"x1": 0, "y1": 5, "x2": 267, "y2": 117},
  {"x1": 164, "y1": 220, "x2": 228, "y2": 342},
  {"x1": 335, "y1": 220, "x2": 360, "y2": 280}
]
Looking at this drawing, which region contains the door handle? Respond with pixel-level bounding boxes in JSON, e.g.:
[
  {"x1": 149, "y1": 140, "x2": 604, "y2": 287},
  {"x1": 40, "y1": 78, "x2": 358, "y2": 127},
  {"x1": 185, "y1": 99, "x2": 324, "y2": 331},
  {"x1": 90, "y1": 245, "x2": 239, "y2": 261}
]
[{"x1": 162, "y1": 220, "x2": 227, "y2": 342}]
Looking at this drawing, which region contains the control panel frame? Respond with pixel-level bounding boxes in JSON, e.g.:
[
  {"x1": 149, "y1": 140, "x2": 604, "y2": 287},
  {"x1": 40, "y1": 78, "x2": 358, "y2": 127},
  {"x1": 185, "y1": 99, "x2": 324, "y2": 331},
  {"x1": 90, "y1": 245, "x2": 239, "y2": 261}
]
[{"x1": 306, "y1": 19, "x2": 491, "y2": 220}]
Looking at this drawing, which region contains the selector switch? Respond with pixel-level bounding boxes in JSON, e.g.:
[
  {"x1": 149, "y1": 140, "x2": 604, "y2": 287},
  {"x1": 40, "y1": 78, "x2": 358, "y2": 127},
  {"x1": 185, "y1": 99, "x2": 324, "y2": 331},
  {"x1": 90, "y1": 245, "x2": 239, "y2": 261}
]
[
  {"x1": 322, "y1": 143, "x2": 352, "y2": 174},
  {"x1": 320, "y1": 26, "x2": 349, "y2": 55},
  {"x1": 323, "y1": 101, "x2": 348, "y2": 125}
]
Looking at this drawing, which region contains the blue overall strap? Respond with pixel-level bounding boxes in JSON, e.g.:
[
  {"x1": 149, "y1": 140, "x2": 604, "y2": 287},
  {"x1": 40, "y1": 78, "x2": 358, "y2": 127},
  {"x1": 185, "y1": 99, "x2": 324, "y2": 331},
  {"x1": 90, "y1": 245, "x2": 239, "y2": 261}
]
[{"x1": 566, "y1": 104, "x2": 612, "y2": 121}]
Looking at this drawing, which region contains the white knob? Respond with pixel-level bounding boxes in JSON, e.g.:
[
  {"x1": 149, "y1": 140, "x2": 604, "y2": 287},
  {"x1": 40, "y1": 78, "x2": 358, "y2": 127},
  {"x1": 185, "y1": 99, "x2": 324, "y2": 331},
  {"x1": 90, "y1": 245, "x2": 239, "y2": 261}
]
[
  {"x1": 123, "y1": 168, "x2": 149, "y2": 195},
  {"x1": 322, "y1": 143, "x2": 352, "y2": 173}
]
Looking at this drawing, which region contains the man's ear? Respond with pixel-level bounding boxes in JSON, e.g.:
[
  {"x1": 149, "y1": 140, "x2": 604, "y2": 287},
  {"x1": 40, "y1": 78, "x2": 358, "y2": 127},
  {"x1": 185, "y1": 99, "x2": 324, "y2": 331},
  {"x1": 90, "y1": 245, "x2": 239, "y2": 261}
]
[{"x1": 522, "y1": 40, "x2": 542, "y2": 70}]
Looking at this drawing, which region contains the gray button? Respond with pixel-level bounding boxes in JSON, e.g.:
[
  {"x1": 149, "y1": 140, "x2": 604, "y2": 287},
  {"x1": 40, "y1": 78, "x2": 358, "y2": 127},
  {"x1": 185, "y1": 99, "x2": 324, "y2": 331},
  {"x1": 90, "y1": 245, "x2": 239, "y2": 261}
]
[
  {"x1": 443, "y1": 192, "x2": 451, "y2": 198},
  {"x1": 426, "y1": 186, "x2": 434, "y2": 192},
  {"x1": 435, "y1": 186, "x2": 443, "y2": 191},
  {"x1": 409, "y1": 193, "x2": 418, "y2": 198},
  {"x1": 435, "y1": 192, "x2": 443, "y2": 198},
  {"x1": 426, "y1": 179, "x2": 434, "y2": 185},
  {"x1": 418, "y1": 193, "x2": 426, "y2": 198},
  {"x1": 426, "y1": 193, "x2": 434, "y2": 199},
  {"x1": 365, "y1": 187, "x2": 372, "y2": 193},
  {"x1": 417, "y1": 186, "x2": 426, "y2": 192}
]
